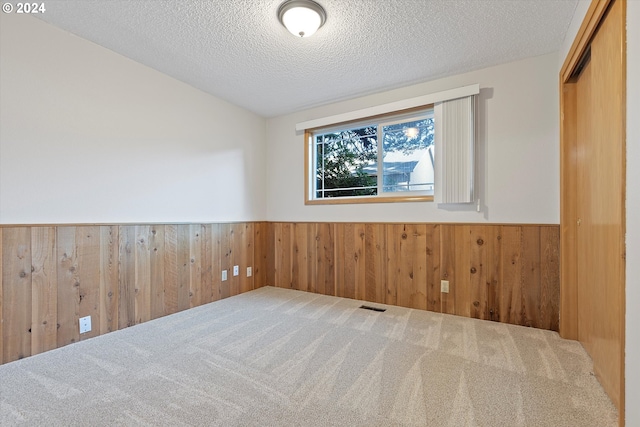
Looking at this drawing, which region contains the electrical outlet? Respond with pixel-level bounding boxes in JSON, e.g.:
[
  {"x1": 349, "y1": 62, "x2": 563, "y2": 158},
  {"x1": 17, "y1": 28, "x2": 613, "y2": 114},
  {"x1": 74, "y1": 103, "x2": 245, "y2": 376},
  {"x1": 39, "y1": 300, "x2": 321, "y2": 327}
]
[
  {"x1": 79, "y1": 316, "x2": 92, "y2": 334},
  {"x1": 222, "y1": 270, "x2": 228, "y2": 281},
  {"x1": 246, "y1": 266, "x2": 252, "y2": 277},
  {"x1": 441, "y1": 280, "x2": 450, "y2": 293},
  {"x1": 233, "y1": 265, "x2": 239, "y2": 276}
]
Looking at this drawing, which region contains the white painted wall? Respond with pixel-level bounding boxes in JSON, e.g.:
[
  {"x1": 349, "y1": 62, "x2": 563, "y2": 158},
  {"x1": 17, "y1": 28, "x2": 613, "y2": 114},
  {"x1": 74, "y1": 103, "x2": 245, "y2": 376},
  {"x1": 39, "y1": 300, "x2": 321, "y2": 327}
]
[
  {"x1": 0, "y1": 14, "x2": 266, "y2": 224},
  {"x1": 560, "y1": 1, "x2": 639, "y2": 425},
  {"x1": 625, "y1": 2, "x2": 639, "y2": 425},
  {"x1": 266, "y1": 53, "x2": 559, "y2": 224}
]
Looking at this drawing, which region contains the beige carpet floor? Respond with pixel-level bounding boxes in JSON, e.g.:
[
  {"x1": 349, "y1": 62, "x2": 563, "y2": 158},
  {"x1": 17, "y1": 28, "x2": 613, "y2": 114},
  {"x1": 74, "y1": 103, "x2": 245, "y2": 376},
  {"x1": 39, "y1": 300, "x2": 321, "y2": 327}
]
[{"x1": 0, "y1": 286, "x2": 617, "y2": 426}]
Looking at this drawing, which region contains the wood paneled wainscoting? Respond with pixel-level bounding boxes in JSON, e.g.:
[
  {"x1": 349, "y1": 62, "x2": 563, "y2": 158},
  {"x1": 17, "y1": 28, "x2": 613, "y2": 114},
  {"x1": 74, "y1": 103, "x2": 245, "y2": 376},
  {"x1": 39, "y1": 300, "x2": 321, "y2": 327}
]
[
  {"x1": 1, "y1": 222, "x2": 559, "y2": 365},
  {"x1": 0, "y1": 223, "x2": 269, "y2": 365},
  {"x1": 266, "y1": 223, "x2": 559, "y2": 331}
]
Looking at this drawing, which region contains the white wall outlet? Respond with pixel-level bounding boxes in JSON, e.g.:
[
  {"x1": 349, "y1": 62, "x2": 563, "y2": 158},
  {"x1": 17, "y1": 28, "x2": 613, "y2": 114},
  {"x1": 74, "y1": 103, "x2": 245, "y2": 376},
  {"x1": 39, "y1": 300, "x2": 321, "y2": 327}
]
[
  {"x1": 246, "y1": 266, "x2": 252, "y2": 277},
  {"x1": 441, "y1": 280, "x2": 450, "y2": 293},
  {"x1": 222, "y1": 270, "x2": 228, "y2": 281},
  {"x1": 79, "y1": 316, "x2": 92, "y2": 334},
  {"x1": 233, "y1": 265, "x2": 239, "y2": 276}
]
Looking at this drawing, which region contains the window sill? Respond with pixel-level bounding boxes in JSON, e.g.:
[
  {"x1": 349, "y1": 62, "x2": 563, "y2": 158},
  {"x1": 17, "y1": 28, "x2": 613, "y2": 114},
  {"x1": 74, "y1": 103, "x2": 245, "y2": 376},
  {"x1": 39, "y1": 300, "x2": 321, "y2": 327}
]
[{"x1": 305, "y1": 195, "x2": 434, "y2": 205}]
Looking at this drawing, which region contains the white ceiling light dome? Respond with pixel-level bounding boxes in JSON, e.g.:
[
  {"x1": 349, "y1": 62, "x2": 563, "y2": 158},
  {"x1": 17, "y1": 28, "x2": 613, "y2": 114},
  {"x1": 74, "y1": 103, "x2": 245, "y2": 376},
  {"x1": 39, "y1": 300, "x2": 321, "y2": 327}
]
[{"x1": 277, "y1": 0, "x2": 327, "y2": 38}]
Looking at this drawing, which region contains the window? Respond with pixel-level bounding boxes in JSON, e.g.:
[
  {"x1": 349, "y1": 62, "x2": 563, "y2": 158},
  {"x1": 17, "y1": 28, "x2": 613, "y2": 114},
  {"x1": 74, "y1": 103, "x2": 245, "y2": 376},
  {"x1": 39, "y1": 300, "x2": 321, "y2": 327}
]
[
  {"x1": 299, "y1": 84, "x2": 479, "y2": 206},
  {"x1": 308, "y1": 108, "x2": 435, "y2": 203}
]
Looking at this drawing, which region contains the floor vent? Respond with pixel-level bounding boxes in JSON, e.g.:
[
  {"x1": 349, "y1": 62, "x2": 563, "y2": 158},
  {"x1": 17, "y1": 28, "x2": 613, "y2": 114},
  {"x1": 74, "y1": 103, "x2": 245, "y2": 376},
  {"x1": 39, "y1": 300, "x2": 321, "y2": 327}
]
[{"x1": 359, "y1": 305, "x2": 386, "y2": 312}]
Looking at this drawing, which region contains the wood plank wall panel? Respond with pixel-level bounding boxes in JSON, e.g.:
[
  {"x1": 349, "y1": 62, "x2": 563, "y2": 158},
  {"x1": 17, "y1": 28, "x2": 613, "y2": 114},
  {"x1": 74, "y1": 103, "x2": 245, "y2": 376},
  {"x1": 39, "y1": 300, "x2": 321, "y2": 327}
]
[
  {"x1": 100, "y1": 226, "x2": 119, "y2": 334},
  {"x1": 454, "y1": 225, "x2": 472, "y2": 318},
  {"x1": 386, "y1": 224, "x2": 428, "y2": 310},
  {"x1": 176, "y1": 225, "x2": 192, "y2": 312},
  {"x1": 201, "y1": 225, "x2": 215, "y2": 303},
  {"x1": 470, "y1": 225, "x2": 488, "y2": 320},
  {"x1": 206, "y1": 224, "x2": 222, "y2": 302},
  {"x1": 540, "y1": 226, "x2": 560, "y2": 332},
  {"x1": 188, "y1": 224, "x2": 203, "y2": 308},
  {"x1": 30, "y1": 227, "x2": 57, "y2": 356},
  {"x1": 135, "y1": 225, "x2": 152, "y2": 325},
  {"x1": 274, "y1": 223, "x2": 292, "y2": 290},
  {"x1": 148, "y1": 225, "x2": 165, "y2": 320},
  {"x1": 335, "y1": 223, "x2": 365, "y2": 301},
  {"x1": 2, "y1": 228, "x2": 31, "y2": 362},
  {"x1": 253, "y1": 222, "x2": 268, "y2": 289},
  {"x1": 291, "y1": 223, "x2": 315, "y2": 291},
  {"x1": 221, "y1": 224, "x2": 230, "y2": 301},
  {"x1": 440, "y1": 225, "x2": 457, "y2": 315},
  {"x1": 225, "y1": 224, "x2": 238, "y2": 297},
  {"x1": 163, "y1": 225, "x2": 179, "y2": 315},
  {"x1": 118, "y1": 226, "x2": 136, "y2": 329},
  {"x1": 521, "y1": 226, "x2": 541, "y2": 328},
  {"x1": 500, "y1": 226, "x2": 523, "y2": 325},
  {"x1": 364, "y1": 224, "x2": 386, "y2": 304},
  {"x1": 267, "y1": 223, "x2": 560, "y2": 331},
  {"x1": 56, "y1": 227, "x2": 79, "y2": 347},
  {"x1": 0, "y1": 222, "x2": 263, "y2": 365},
  {"x1": 385, "y1": 225, "x2": 401, "y2": 306},
  {"x1": 265, "y1": 222, "x2": 276, "y2": 290},
  {"x1": 484, "y1": 227, "x2": 502, "y2": 323},
  {"x1": 425, "y1": 224, "x2": 441, "y2": 313},
  {"x1": 234, "y1": 223, "x2": 253, "y2": 295},
  {"x1": 316, "y1": 223, "x2": 335, "y2": 296},
  {"x1": 77, "y1": 226, "x2": 101, "y2": 341}
]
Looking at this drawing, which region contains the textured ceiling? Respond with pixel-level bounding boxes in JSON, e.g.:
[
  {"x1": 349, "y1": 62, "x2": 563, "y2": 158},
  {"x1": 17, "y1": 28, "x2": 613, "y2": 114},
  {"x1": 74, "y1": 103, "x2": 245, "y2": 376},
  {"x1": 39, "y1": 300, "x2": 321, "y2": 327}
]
[{"x1": 35, "y1": 0, "x2": 578, "y2": 118}]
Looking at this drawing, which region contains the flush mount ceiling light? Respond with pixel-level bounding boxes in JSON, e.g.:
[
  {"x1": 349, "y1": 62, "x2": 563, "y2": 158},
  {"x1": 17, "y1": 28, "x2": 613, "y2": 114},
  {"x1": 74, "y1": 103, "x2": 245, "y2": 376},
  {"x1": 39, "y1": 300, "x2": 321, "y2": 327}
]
[{"x1": 277, "y1": 0, "x2": 326, "y2": 38}]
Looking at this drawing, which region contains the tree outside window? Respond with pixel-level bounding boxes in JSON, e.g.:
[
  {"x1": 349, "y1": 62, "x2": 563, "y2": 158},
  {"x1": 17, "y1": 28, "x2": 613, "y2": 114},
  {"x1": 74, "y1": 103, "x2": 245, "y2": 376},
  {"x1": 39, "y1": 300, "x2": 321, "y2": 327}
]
[{"x1": 313, "y1": 110, "x2": 434, "y2": 200}]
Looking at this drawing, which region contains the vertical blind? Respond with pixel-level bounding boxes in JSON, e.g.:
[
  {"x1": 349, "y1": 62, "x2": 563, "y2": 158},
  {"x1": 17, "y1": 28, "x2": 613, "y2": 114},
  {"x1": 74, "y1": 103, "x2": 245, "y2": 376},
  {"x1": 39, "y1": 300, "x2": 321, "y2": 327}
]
[{"x1": 434, "y1": 95, "x2": 476, "y2": 204}]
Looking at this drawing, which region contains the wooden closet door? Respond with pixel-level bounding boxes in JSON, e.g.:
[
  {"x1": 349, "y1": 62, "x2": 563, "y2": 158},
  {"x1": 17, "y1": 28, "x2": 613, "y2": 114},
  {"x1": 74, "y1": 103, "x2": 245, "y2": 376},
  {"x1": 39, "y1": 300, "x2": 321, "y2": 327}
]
[
  {"x1": 575, "y1": 58, "x2": 593, "y2": 352},
  {"x1": 572, "y1": 0, "x2": 625, "y2": 412}
]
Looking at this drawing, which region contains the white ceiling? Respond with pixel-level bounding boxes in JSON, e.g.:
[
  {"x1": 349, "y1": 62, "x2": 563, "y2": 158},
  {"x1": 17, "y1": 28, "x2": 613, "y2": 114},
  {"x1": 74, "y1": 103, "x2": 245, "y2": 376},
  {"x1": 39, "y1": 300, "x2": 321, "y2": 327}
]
[{"x1": 35, "y1": 0, "x2": 578, "y2": 118}]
